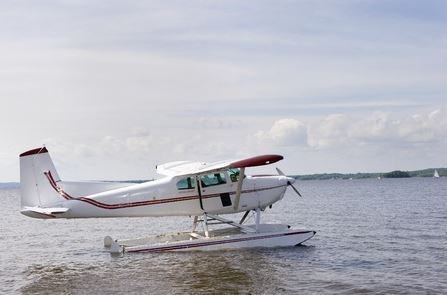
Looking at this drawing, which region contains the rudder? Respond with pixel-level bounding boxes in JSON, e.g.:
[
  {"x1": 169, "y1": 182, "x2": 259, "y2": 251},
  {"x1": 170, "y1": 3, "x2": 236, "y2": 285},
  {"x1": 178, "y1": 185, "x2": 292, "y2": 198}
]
[{"x1": 19, "y1": 147, "x2": 63, "y2": 208}]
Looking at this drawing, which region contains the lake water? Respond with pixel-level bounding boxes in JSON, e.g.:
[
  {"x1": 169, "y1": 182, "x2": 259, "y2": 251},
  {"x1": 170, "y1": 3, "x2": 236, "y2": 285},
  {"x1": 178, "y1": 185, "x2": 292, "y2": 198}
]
[{"x1": 1, "y1": 178, "x2": 446, "y2": 294}]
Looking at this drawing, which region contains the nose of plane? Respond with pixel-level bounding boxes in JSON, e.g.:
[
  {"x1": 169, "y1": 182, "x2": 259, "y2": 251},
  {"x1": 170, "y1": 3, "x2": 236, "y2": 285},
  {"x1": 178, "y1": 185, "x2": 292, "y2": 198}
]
[{"x1": 286, "y1": 176, "x2": 296, "y2": 184}]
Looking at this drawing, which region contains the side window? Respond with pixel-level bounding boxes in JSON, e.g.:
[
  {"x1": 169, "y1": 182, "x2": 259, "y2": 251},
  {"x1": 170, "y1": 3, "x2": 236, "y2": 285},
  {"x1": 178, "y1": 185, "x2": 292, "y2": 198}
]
[
  {"x1": 176, "y1": 177, "x2": 195, "y2": 190},
  {"x1": 228, "y1": 168, "x2": 240, "y2": 182},
  {"x1": 200, "y1": 172, "x2": 227, "y2": 187}
]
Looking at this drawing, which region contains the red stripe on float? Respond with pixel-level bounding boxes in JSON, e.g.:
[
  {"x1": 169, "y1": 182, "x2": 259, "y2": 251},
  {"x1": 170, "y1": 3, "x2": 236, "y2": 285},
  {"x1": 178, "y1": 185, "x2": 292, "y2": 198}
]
[{"x1": 128, "y1": 230, "x2": 314, "y2": 253}]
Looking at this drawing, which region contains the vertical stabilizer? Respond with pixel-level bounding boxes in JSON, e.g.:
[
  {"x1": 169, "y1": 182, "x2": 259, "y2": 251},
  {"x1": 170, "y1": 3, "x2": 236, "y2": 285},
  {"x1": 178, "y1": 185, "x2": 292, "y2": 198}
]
[{"x1": 19, "y1": 147, "x2": 62, "y2": 208}]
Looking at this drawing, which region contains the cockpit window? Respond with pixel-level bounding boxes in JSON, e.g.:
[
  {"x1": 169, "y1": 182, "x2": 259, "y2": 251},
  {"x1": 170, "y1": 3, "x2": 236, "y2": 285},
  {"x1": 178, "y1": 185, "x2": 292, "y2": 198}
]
[
  {"x1": 200, "y1": 172, "x2": 227, "y2": 187},
  {"x1": 176, "y1": 177, "x2": 195, "y2": 190},
  {"x1": 228, "y1": 168, "x2": 240, "y2": 182}
]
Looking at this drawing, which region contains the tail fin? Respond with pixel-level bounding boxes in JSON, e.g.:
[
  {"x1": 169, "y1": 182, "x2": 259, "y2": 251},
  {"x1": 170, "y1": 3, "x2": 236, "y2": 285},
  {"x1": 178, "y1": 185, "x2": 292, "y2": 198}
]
[{"x1": 20, "y1": 147, "x2": 63, "y2": 208}]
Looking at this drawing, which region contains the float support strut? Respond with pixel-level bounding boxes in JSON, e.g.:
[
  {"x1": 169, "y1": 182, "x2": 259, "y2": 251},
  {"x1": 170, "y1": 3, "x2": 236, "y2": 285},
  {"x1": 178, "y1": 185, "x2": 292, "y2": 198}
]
[{"x1": 203, "y1": 213, "x2": 209, "y2": 238}]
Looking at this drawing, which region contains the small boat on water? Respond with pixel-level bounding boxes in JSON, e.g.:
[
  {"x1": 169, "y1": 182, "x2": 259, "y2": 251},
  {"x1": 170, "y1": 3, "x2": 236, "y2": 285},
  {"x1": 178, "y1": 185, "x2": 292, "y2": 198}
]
[{"x1": 434, "y1": 169, "x2": 440, "y2": 178}]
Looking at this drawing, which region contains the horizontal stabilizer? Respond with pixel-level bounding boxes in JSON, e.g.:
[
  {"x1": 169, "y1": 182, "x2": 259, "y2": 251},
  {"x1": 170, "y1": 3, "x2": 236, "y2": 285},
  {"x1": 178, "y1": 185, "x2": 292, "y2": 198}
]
[{"x1": 20, "y1": 206, "x2": 69, "y2": 219}]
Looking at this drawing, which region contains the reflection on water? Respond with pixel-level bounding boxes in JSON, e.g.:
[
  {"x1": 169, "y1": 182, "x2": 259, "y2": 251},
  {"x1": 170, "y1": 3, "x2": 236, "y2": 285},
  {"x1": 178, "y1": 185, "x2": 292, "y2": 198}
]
[
  {"x1": 21, "y1": 250, "x2": 284, "y2": 294},
  {"x1": 173, "y1": 252, "x2": 254, "y2": 294}
]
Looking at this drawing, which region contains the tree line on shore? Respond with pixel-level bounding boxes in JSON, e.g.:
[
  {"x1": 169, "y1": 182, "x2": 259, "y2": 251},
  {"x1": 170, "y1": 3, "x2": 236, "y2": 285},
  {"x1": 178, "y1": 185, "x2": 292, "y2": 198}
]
[{"x1": 294, "y1": 168, "x2": 446, "y2": 180}]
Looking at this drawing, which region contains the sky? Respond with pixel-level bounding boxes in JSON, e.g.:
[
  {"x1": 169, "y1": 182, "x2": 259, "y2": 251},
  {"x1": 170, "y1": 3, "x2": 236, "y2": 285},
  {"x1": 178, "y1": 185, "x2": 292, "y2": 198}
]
[{"x1": 1, "y1": 0, "x2": 446, "y2": 181}]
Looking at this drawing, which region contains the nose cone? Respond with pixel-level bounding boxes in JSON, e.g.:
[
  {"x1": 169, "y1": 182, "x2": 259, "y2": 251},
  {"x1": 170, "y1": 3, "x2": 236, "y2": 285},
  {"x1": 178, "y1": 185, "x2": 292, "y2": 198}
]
[{"x1": 286, "y1": 176, "x2": 296, "y2": 184}]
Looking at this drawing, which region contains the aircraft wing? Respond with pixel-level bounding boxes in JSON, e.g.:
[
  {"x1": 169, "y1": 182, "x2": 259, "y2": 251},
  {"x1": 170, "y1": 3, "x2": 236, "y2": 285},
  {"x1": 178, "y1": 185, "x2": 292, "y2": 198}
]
[{"x1": 156, "y1": 154, "x2": 283, "y2": 177}]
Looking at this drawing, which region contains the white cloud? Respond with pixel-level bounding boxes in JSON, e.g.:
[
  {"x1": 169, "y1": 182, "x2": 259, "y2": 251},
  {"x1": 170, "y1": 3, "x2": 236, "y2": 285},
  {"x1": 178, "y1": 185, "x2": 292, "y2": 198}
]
[
  {"x1": 348, "y1": 112, "x2": 396, "y2": 142},
  {"x1": 307, "y1": 114, "x2": 351, "y2": 149},
  {"x1": 196, "y1": 117, "x2": 240, "y2": 129},
  {"x1": 126, "y1": 134, "x2": 155, "y2": 153},
  {"x1": 396, "y1": 110, "x2": 447, "y2": 143},
  {"x1": 255, "y1": 119, "x2": 307, "y2": 146},
  {"x1": 256, "y1": 109, "x2": 447, "y2": 150}
]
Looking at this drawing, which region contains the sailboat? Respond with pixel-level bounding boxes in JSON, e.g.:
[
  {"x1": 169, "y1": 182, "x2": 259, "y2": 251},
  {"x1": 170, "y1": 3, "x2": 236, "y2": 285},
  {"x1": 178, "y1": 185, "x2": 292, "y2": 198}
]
[{"x1": 433, "y1": 169, "x2": 440, "y2": 178}]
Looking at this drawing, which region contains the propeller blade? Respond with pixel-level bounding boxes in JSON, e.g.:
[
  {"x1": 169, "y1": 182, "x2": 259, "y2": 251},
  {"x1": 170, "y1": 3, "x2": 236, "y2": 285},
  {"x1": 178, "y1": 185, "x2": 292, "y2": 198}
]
[
  {"x1": 276, "y1": 167, "x2": 285, "y2": 176},
  {"x1": 277, "y1": 167, "x2": 303, "y2": 197},
  {"x1": 288, "y1": 181, "x2": 303, "y2": 197}
]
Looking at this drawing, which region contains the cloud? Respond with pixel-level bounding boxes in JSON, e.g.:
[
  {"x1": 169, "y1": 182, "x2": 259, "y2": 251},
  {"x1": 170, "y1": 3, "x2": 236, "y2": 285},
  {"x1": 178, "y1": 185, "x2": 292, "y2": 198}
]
[
  {"x1": 256, "y1": 109, "x2": 447, "y2": 150},
  {"x1": 126, "y1": 134, "x2": 155, "y2": 153},
  {"x1": 396, "y1": 109, "x2": 447, "y2": 143},
  {"x1": 347, "y1": 109, "x2": 447, "y2": 145},
  {"x1": 307, "y1": 114, "x2": 351, "y2": 149},
  {"x1": 255, "y1": 118, "x2": 307, "y2": 146},
  {"x1": 348, "y1": 111, "x2": 394, "y2": 141},
  {"x1": 195, "y1": 117, "x2": 240, "y2": 129}
]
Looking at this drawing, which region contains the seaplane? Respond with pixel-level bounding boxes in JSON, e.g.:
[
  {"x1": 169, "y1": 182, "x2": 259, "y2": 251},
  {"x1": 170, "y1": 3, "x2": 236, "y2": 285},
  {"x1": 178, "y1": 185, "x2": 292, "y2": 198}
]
[{"x1": 19, "y1": 147, "x2": 315, "y2": 254}]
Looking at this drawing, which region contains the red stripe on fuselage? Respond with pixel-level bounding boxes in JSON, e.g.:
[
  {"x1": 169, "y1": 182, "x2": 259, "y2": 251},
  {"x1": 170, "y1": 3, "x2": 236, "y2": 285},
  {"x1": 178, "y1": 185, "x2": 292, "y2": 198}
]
[{"x1": 45, "y1": 171, "x2": 73, "y2": 200}]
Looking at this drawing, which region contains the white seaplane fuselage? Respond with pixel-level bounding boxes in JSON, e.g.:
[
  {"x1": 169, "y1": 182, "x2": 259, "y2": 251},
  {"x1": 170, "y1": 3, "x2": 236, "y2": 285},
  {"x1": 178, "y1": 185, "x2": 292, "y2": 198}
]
[
  {"x1": 34, "y1": 173, "x2": 288, "y2": 219},
  {"x1": 19, "y1": 148, "x2": 290, "y2": 219}
]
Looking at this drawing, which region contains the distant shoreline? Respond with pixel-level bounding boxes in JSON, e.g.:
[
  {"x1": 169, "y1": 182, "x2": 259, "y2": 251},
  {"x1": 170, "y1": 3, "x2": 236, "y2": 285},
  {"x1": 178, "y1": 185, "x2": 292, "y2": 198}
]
[
  {"x1": 0, "y1": 182, "x2": 20, "y2": 189},
  {"x1": 294, "y1": 168, "x2": 445, "y2": 180},
  {"x1": 1, "y1": 168, "x2": 444, "y2": 186}
]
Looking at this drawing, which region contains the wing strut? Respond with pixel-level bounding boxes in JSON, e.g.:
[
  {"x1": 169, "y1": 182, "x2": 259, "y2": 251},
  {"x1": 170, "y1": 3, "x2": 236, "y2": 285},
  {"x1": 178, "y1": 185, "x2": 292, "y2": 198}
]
[
  {"x1": 233, "y1": 167, "x2": 245, "y2": 211},
  {"x1": 239, "y1": 210, "x2": 250, "y2": 224}
]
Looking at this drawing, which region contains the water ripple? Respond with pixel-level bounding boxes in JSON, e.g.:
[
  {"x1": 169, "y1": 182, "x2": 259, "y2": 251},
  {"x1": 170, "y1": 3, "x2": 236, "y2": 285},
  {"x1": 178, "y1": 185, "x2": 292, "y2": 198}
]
[{"x1": 0, "y1": 178, "x2": 446, "y2": 294}]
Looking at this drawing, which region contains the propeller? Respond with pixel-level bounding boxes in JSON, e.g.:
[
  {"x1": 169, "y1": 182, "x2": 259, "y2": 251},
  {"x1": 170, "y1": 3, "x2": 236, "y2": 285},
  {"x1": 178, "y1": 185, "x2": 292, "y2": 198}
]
[{"x1": 276, "y1": 168, "x2": 303, "y2": 197}]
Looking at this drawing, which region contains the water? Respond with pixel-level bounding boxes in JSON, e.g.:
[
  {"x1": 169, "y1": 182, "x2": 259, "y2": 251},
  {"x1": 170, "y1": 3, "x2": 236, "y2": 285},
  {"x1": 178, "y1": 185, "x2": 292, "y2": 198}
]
[{"x1": 1, "y1": 178, "x2": 446, "y2": 294}]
